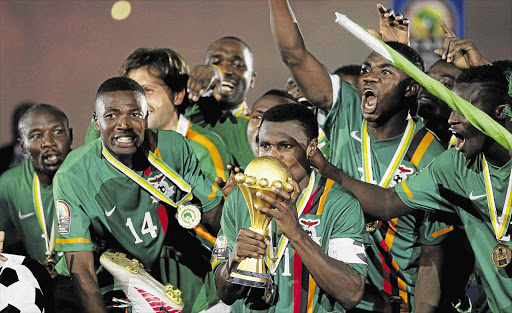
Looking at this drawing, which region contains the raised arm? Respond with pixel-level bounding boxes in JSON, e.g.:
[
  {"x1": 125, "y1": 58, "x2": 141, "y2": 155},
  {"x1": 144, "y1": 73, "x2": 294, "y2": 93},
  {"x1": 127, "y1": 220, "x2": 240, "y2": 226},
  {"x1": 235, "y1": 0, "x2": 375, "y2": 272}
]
[
  {"x1": 65, "y1": 251, "x2": 107, "y2": 313},
  {"x1": 269, "y1": 0, "x2": 333, "y2": 112}
]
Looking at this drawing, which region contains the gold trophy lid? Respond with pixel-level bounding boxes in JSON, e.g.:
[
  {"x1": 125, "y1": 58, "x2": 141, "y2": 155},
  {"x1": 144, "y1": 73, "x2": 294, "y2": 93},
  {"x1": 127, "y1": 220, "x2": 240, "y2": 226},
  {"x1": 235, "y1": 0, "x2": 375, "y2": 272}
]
[{"x1": 235, "y1": 156, "x2": 294, "y2": 193}]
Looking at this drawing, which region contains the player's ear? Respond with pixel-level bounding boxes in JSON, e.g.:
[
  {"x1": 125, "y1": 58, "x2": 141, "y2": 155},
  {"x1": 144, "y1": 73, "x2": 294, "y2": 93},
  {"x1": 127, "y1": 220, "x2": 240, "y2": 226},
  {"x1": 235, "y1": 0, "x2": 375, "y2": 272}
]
[
  {"x1": 404, "y1": 80, "x2": 420, "y2": 98},
  {"x1": 93, "y1": 113, "x2": 100, "y2": 131},
  {"x1": 307, "y1": 138, "x2": 318, "y2": 160},
  {"x1": 18, "y1": 137, "x2": 27, "y2": 154},
  {"x1": 250, "y1": 71, "x2": 257, "y2": 89},
  {"x1": 173, "y1": 89, "x2": 186, "y2": 106},
  {"x1": 68, "y1": 128, "x2": 73, "y2": 146}
]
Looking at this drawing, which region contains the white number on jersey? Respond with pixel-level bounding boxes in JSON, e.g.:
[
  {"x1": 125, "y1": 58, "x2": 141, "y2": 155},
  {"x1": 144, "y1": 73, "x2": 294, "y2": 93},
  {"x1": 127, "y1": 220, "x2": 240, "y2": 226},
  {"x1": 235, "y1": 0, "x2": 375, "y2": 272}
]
[{"x1": 126, "y1": 212, "x2": 158, "y2": 244}]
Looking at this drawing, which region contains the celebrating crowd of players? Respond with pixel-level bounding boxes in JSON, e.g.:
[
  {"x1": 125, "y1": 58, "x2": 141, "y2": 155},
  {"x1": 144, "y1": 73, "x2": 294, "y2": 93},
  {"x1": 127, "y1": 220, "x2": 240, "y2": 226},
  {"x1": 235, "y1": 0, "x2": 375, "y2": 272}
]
[{"x1": 1, "y1": 1, "x2": 511, "y2": 313}]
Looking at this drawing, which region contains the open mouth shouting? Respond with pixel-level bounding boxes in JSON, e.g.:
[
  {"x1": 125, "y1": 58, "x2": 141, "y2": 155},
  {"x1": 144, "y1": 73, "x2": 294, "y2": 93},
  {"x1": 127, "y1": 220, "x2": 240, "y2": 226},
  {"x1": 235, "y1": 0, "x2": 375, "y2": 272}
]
[
  {"x1": 362, "y1": 88, "x2": 378, "y2": 114},
  {"x1": 42, "y1": 151, "x2": 62, "y2": 166},
  {"x1": 449, "y1": 127, "x2": 465, "y2": 151},
  {"x1": 114, "y1": 134, "x2": 138, "y2": 148}
]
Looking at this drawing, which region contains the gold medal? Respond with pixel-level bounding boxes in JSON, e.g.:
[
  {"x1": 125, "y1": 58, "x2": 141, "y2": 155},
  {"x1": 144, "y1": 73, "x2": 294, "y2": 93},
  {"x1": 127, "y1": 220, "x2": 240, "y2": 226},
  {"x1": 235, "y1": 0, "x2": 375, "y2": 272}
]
[
  {"x1": 43, "y1": 255, "x2": 58, "y2": 279},
  {"x1": 365, "y1": 220, "x2": 379, "y2": 233},
  {"x1": 492, "y1": 242, "x2": 512, "y2": 268},
  {"x1": 176, "y1": 205, "x2": 201, "y2": 229},
  {"x1": 263, "y1": 276, "x2": 277, "y2": 306}
]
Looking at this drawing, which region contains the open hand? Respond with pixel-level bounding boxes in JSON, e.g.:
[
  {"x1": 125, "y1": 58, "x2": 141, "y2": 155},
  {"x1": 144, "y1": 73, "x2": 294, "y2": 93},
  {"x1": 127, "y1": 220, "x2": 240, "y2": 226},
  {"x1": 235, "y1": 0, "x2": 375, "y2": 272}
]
[
  {"x1": 368, "y1": 3, "x2": 409, "y2": 44},
  {"x1": 187, "y1": 65, "x2": 223, "y2": 102},
  {"x1": 215, "y1": 165, "x2": 243, "y2": 198}
]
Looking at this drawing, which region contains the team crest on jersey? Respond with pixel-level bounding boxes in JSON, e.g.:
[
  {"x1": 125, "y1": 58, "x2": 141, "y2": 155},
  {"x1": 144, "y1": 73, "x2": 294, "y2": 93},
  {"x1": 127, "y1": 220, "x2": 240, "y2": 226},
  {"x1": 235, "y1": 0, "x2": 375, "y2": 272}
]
[
  {"x1": 56, "y1": 200, "x2": 71, "y2": 234},
  {"x1": 389, "y1": 165, "x2": 415, "y2": 188},
  {"x1": 212, "y1": 235, "x2": 229, "y2": 261},
  {"x1": 148, "y1": 174, "x2": 175, "y2": 203},
  {"x1": 299, "y1": 218, "x2": 322, "y2": 245}
]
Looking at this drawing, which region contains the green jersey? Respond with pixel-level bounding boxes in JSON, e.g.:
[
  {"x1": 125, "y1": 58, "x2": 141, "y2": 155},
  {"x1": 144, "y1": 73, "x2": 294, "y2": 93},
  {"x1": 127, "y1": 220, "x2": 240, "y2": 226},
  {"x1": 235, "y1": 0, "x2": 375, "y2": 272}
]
[
  {"x1": 54, "y1": 130, "x2": 223, "y2": 313},
  {"x1": 0, "y1": 160, "x2": 61, "y2": 264},
  {"x1": 323, "y1": 77, "x2": 448, "y2": 311},
  {"x1": 395, "y1": 149, "x2": 512, "y2": 313},
  {"x1": 212, "y1": 173, "x2": 368, "y2": 313},
  {"x1": 84, "y1": 116, "x2": 232, "y2": 183}
]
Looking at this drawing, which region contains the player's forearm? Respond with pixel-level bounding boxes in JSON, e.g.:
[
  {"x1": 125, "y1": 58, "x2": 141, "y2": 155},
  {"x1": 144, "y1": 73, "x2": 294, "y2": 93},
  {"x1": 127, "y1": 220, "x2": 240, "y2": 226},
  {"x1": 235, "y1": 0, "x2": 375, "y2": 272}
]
[
  {"x1": 201, "y1": 202, "x2": 223, "y2": 236},
  {"x1": 214, "y1": 262, "x2": 247, "y2": 305},
  {"x1": 323, "y1": 162, "x2": 411, "y2": 220},
  {"x1": 415, "y1": 244, "x2": 443, "y2": 313},
  {"x1": 65, "y1": 251, "x2": 107, "y2": 313},
  {"x1": 289, "y1": 229, "x2": 365, "y2": 309},
  {"x1": 269, "y1": 0, "x2": 333, "y2": 112}
]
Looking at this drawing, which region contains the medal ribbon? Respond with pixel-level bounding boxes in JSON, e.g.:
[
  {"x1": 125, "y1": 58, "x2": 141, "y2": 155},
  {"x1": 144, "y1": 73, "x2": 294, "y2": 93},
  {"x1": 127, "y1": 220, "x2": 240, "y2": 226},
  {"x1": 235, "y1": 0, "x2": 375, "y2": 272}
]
[
  {"x1": 483, "y1": 156, "x2": 512, "y2": 240},
  {"x1": 173, "y1": 115, "x2": 191, "y2": 136},
  {"x1": 362, "y1": 118, "x2": 415, "y2": 188},
  {"x1": 33, "y1": 174, "x2": 55, "y2": 256},
  {"x1": 267, "y1": 172, "x2": 316, "y2": 275},
  {"x1": 102, "y1": 146, "x2": 193, "y2": 208}
]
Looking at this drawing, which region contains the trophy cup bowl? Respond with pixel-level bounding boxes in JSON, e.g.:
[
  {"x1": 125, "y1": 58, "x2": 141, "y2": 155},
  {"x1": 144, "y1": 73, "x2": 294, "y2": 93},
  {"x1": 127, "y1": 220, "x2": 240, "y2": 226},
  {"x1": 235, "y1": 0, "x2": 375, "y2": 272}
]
[{"x1": 227, "y1": 156, "x2": 294, "y2": 288}]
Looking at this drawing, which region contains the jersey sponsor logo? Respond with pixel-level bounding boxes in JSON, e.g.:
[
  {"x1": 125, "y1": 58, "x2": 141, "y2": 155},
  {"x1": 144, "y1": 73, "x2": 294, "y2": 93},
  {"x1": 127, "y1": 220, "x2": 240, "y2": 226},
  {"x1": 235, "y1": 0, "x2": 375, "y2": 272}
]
[
  {"x1": 105, "y1": 206, "x2": 116, "y2": 217},
  {"x1": 148, "y1": 174, "x2": 176, "y2": 203},
  {"x1": 212, "y1": 235, "x2": 229, "y2": 261},
  {"x1": 351, "y1": 131, "x2": 362, "y2": 142},
  {"x1": 18, "y1": 212, "x2": 35, "y2": 220},
  {"x1": 388, "y1": 164, "x2": 415, "y2": 188},
  {"x1": 299, "y1": 218, "x2": 322, "y2": 245},
  {"x1": 56, "y1": 200, "x2": 71, "y2": 234},
  {"x1": 469, "y1": 191, "x2": 487, "y2": 200}
]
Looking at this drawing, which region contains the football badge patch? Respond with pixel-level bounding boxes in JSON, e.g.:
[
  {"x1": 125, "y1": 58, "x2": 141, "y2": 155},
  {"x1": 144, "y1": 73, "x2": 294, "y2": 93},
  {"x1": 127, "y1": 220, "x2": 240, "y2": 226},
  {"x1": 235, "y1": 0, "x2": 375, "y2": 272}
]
[
  {"x1": 56, "y1": 200, "x2": 71, "y2": 234},
  {"x1": 212, "y1": 235, "x2": 229, "y2": 261}
]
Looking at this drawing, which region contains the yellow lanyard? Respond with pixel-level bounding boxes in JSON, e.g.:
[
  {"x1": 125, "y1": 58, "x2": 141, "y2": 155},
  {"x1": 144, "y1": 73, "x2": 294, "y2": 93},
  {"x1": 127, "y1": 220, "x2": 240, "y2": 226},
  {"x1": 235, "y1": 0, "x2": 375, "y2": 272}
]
[
  {"x1": 33, "y1": 174, "x2": 55, "y2": 256},
  {"x1": 483, "y1": 156, "x2": 512, "y2": 240},
  {"x1": 361, "y1": 118, "x2": 415, "y2": 187},
  {"x1": 102, "y1": 146, "x2": 193, "y2": 208},
  {"x1": 267, "y1": 172, "x2": 316, "y2": 275}
]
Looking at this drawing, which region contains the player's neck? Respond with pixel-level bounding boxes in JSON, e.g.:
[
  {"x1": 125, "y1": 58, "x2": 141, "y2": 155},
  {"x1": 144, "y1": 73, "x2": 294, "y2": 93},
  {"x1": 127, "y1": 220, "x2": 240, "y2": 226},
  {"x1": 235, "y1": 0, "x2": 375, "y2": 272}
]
[
  {"x1": 367, "y1": 111, "x2": 409, "y2": 140},
  {"x1": 298, "y1": 169, "x2": 313, "y2": 192},
  {"x1": 160, "y1": 112, "x2": 180, "y2": 131},
  {"x1": 484, "y1": 141, "x2": 512, "y2": 168},
  {"x1": 36, "y1": 170, "x2": 54, "y2": 186}
]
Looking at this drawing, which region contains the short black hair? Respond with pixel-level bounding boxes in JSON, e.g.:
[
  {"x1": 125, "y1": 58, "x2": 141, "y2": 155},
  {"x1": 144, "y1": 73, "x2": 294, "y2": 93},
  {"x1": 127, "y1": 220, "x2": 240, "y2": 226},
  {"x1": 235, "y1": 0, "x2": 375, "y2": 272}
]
[
  {"x1": 456, "y1": 65, "x2": 510, "y2": 110},
  {"x1": 263, "y1": 89, "x2": 299, "y2": 102},
  {"x1": 385, "y1": 41, "x2": 424, "y2": 72},
  {"x1": 260, "y1": 103, "x2": 319, "y2": 142},
  {"x1": 18, "y1": 103, "x2": 69, "y2": 138},
  {"x1": 96, "y1": 77, "x2": 145, "y2": 98},
  {"x1": 216, "y1": 36, "x2": 253, "y2": 55},
  {"x1": 333, "y1": 64, "x2": 361, "y2": 76},
  {"x1": 120, "y1": 48, "x2": 189, "y2": 93}
]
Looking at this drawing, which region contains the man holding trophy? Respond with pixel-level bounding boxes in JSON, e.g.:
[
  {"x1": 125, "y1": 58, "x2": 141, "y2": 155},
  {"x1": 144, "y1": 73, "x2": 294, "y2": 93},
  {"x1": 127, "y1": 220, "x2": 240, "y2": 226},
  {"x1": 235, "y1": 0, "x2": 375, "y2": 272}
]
[{"x1": 212, "y1": 103, "x2": 368, "y2": 312}]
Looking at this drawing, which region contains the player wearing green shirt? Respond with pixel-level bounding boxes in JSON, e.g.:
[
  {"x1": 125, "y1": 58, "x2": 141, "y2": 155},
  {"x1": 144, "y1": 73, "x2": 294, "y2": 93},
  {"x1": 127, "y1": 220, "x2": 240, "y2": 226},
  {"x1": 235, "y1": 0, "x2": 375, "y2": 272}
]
[
  {"x1": 319, "y1": 65, "x2": 512, "y2": 313},
  {"x1": 55, "y1": 77, "x2": 224, "y2": 313},
  {"x1": 269, "y1": 1, "x2": 449, "y2": 311},
  {"x1": 0, "y1": 104, "x2": 81, "y2": 312},
  {"x1": 214, "y1": 103, "x2": 367, "y2": 313}
]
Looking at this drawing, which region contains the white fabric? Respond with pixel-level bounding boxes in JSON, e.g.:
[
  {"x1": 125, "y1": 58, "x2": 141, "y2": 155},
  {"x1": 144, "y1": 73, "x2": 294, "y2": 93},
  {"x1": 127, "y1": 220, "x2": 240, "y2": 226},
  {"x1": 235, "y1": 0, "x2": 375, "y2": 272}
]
[
  {"x1": 328, "y1": 238, "x2": 367, "y2": 264},
  {"x1": 330, "y1": 74, "x2": 341, "y2": 110}
]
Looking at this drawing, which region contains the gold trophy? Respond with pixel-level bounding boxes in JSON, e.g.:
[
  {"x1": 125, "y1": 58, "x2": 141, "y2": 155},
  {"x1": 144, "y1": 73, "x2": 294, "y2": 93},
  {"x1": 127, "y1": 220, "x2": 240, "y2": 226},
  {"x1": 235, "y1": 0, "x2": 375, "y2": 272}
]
[{"x1": 227, "y1": 156, "x2": 294, "y2": 288}]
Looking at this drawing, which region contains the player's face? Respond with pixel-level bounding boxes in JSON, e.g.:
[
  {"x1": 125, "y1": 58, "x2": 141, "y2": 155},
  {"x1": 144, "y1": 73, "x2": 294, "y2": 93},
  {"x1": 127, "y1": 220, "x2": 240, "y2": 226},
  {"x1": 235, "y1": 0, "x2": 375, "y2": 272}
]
[
  {"x1": 95, "y1": 90, "x2": 147, "y2": 164},
  {"x1": 358, "y1": 53, "x2": 412, "y2": 124},
  {"x1": 248, "y1": 95, "x2": 295, "y2": 156},
  {"x1": 449, "y1": 83, "x2": 492, "y2": 159},
  {"x1": 258, "y1": 120, "x2": 312, "y2": 187},
  {"x1": 417, "y1": 61, "x2": 461, "y2": 125},
  {"x1": 19, "y1": 109, "x2": 72, "y2": 180},
  {"x1": 205, "y1": 39, "x2": 255, "y2": 109},
  {"x1": 128, "y1": 66, "x2": 178, "y2": 130}
]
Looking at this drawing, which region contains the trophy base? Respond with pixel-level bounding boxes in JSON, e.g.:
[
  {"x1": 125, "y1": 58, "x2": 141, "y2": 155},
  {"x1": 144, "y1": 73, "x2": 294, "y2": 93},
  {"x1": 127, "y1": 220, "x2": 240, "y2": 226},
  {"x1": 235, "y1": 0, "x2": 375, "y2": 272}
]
[{"x1": 227, "y1": 268, "x2": 272, "y2": 288}]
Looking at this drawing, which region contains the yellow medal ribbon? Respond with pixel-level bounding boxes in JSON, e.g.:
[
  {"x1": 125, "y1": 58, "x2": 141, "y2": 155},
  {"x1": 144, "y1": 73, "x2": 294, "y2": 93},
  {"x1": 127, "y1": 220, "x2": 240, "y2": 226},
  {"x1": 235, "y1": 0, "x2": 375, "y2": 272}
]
[
  {"x1": 362, "y1": 118, "x2": 415, "y2": 188},
  {"x1": 102, "y1": 146, "x2": 193, "y2": 208},
  {"x1": 32, "y1": 174, "x2": 55, "y2": 257},
  {"x1": 483, "y1": 156, "x2": 512, "y2": 240},
  {"x1": 266, "y1": 172, "x2": 316, "y2": 275}
]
